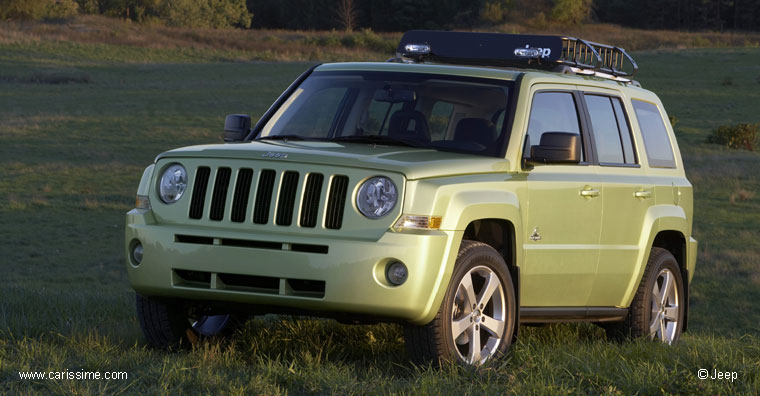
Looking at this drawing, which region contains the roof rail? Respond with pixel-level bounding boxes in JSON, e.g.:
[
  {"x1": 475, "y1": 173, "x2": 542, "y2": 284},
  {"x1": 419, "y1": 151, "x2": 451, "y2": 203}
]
[{"x1": 393, "y1": 30, "x2": 638, "y2": 82}]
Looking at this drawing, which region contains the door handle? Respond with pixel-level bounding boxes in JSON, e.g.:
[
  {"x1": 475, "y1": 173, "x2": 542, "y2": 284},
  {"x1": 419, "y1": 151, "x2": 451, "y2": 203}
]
[
  {"x1": 634, "y1": 190, "x2": 653, "y2": 199},
  {"x1": 580, "y1": 188, "x2": 600, "y2": 197}
]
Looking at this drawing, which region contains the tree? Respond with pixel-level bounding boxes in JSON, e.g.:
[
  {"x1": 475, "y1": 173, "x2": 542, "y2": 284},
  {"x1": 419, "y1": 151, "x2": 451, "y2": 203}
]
[{"x1": 336, "y1": 0, "x2": 358, "y2": 31}]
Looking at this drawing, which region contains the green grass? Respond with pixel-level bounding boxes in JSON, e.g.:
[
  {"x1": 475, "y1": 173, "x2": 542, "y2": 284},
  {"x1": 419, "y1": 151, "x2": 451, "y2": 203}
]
[{"x1": 0, "y1": 36, "x2": 759, "y2": 395}]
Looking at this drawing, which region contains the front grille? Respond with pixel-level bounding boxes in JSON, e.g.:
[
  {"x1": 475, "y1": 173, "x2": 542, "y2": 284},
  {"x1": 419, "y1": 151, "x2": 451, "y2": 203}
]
[
  {"x1": 218, "y1": 273, "x2": 280, "y2": 292},
  {"x1": 175, "y1": 234, "x2": 329, "y2": 254},
  {"x1": 253, "y1": 169, "x2": 276, "y2": 224},
  {"x1": 325, "y1": 176, "x2": 349, "y2": 229},
  {"x1": 173, "y1": 269, "x2": 325, "y2": 298},
  {"x1": 187, "y1": 166, "x2": 348, "y2": 229},
  {"x1": 189, "y1": 167, "x2": 211, "y2": 219},
  {"x1": 275, "y1": 171, "x2": 299, "y2": 226},
  {"x1": 230, "y1": 168, "x2": 253, "y2": 223},
  {"x1": 300, "y1": 173, "x2": 324, "y2": 228},
  {"x1": 209, "y1": 167, "x2": 232, "y2": 221}
]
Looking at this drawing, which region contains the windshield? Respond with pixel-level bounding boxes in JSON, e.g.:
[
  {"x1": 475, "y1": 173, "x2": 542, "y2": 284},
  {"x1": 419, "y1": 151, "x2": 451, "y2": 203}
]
[{"x1": 257, "y1": 71, "x2": 514, "y2": 157}]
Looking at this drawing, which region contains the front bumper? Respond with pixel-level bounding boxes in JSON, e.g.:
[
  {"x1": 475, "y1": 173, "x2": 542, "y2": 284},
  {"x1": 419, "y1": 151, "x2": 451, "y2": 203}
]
[{"x1": 125, "y1": 209, "x2": 461, "y2": 325}]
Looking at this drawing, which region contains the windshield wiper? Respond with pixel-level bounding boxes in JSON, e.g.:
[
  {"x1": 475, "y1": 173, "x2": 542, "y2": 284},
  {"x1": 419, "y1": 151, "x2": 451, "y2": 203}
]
[{"x1": 330, "y1": 135, "x2": 427, "y2": 148}]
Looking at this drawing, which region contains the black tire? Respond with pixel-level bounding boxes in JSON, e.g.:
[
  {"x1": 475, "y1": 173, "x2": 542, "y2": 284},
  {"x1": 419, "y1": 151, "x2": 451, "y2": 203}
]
[
  {"x1": 404, "y1": 240, "x2": 516, "y2": 365},
  {"x1": 136, "y1": 294, "x2": 245, "y2": 349},
  {"x1": 604, "y1": 247, "x2": 685, "y2": 344}
]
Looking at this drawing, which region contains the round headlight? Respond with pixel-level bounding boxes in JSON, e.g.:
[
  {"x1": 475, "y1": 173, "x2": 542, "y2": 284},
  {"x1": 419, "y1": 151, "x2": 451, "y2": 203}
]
[
  {"x1": 159, "y1": 164, "x2": 187, "y2": 204},
  {"x1": 356, "y1": 176, "x2": 397, "y2": 219}
]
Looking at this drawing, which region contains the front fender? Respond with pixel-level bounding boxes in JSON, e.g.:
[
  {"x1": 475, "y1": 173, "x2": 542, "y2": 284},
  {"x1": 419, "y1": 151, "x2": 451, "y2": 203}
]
[{"x1": 401, "y1": 176, "x2": 525, "y2": 324}]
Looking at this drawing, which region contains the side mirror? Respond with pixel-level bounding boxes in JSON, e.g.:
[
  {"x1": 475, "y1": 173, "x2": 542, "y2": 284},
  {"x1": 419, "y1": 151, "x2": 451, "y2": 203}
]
[
  {"x1": 527, "y1": 132, "x2": 581, "y2": 164},
  {"x1": 223, "y1": 114, "x2": 252, "y2": 142}
]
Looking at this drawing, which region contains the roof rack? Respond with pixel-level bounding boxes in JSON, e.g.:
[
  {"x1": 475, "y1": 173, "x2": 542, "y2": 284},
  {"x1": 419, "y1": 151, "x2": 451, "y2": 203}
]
[{"x1": 392, "y1": 30, "x2": 638, "y2": 83}]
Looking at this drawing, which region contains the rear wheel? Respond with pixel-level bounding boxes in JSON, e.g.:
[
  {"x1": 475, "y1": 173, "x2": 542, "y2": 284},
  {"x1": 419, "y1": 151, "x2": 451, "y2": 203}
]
[
  {"x1": 605, "y1": 247, "x2": 684, "y2": 344},
  {"x1": 136, "y1": 294, "x2": 245, "y2": 348},
  {"x1": 404, "y1": 240, "x2": 516, "y2": 365}
]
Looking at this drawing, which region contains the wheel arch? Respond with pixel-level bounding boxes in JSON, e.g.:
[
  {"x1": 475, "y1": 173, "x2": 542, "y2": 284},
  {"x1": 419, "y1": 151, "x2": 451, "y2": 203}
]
[
  {"x1": 461, "y1": 217, "x2": 521, "y2": 340},
  {"x1": 651, "y1": 229, "x2": 690, "y2": 332},
  {"x1": 445, "y1": 190, "x2": 524, "y2": 288},
  {"x1": 462, "y1": 218, "x2": 518, "y2": 283},
  {"x1": 622, "y1": 204, "x2": 691, "y2": 332}
]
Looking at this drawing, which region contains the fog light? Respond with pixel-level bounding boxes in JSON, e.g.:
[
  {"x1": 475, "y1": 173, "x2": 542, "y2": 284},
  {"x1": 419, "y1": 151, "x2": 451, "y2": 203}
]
[
  {"x1": 386, "y1": 261, "x2": 408, "y2": 286},
  {"x1": 132, "y1": 243, "x2": 144, "y2": 265}
]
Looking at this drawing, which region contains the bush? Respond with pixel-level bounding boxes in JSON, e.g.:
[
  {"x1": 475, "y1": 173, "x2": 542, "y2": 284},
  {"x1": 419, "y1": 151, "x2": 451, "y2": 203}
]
[
  {"x1": 707, "y1": 123, "x2": 759, "y2": 151},
  {"x1": 340, "y1": 29, "x2": 394, "y2": 53},
  {"x1": 0, "y1": 0, "x2": 78, "y2": 20},
  {"x1": 158, "y1": 0, "x2": 251, "y2": 29},
  {"x1": 480, "y1": 0, "x2": 511, "y2": 25},
  {"x1": 550, "y1": 0, "x2": 591, "y2": 26},
  {"x1": 74, "y1": 0, "x2": 251, "y2": 28}
]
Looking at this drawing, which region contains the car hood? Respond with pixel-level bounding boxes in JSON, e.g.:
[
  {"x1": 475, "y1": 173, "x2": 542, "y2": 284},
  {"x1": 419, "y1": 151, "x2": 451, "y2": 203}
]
[{"x1": 156, "y1": 140, "x2": 510, "y2": 180}]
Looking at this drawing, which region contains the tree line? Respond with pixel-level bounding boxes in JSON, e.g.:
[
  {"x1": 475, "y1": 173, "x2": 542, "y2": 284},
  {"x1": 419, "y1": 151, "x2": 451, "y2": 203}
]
[{"x1": 1, "y1": 0, "x2": 759, "y2": 32}]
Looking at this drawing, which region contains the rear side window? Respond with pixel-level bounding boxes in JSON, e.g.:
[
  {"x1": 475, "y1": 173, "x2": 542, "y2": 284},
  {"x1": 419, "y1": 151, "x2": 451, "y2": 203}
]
[
  {"x1": 584, "y1": 95, "x2": 637, "y2": 165},
  {"x1": 632, "y1": 100, "x2": 676, "y2": 168},
  {"x1": 527, "y1": 92, "x2": 584, "y2": 162}
]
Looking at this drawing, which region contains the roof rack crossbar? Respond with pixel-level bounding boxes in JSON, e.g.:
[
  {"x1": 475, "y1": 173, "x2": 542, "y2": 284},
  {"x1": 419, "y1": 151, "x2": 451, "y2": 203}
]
[{"x1": 558, "y1": 37, "x2": 638, "y2": 78}]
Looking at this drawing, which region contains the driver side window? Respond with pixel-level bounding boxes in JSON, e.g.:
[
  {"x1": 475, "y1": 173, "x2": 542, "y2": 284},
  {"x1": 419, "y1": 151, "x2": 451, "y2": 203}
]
[{"x1": 526, "y1": 92, "x2": 585, "y2": 162}]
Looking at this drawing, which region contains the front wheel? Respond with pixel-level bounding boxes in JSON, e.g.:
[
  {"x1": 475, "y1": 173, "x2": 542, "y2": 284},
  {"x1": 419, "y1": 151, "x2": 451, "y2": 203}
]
[
  {"x1": 404, "y1": 240, "x2": 516, "y2": 365},
  {"x1": 136, "y1": 294, "x2": 245, "y2": 348}
]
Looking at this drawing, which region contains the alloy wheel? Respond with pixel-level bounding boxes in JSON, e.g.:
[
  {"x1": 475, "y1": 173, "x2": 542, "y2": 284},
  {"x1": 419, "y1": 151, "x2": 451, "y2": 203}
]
[
  {"x1": 649, "y1": 268, "x2": 680, "y2": 344},
  {"x1": 450, "y1": 265, "x2": 506, "y2": 365}
]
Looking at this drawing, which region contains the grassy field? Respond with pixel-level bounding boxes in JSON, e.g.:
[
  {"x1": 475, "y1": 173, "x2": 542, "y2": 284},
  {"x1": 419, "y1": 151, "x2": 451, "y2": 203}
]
[{"x1": 1, "y1": 20, "x2": 760, "y2": 395}]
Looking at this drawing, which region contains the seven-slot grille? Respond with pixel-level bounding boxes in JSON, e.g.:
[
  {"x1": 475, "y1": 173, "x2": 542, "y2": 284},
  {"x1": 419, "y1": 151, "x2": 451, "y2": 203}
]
[{"x1": 188, "y1": 166, "x2": 349, "y2": 230}]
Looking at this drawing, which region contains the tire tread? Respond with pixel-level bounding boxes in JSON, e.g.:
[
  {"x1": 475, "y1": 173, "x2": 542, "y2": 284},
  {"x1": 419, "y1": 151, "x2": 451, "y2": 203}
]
[{"x1": 135, "y1": 294, "x2": 187, "y2": 348}]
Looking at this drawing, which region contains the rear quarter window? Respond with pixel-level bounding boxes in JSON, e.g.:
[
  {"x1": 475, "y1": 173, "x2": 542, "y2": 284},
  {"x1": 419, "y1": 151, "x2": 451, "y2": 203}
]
[
  {"x1": 632, "y1": 100, "x2": 676, "y2": 168},
  {"x1": 585, "y1": 94, "x2": 637, "y2": 165}
]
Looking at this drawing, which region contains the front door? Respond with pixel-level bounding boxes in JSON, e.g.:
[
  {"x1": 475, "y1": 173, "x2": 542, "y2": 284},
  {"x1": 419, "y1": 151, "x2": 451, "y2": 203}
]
[{"x1": 521, "y1": 89, "x2": 603, "y2": 307}]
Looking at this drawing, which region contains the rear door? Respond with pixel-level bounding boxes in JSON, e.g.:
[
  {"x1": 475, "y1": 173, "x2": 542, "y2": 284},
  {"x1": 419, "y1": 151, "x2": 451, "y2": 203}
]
[
  {"x1": 580, "y1": 89, "x2": 654, "y2": 307},
  {"x1": 521, "y1": 87, "x2": 602, "y2": 307}
]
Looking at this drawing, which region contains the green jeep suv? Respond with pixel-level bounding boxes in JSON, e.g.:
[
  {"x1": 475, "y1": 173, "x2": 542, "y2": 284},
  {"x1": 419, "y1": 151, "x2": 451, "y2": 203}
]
[{"x1": 125, "y1": 31, "x2": 697, "y2": 365}]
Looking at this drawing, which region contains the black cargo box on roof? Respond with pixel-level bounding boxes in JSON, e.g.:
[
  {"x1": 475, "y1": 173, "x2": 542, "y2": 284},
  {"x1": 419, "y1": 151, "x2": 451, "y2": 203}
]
[
  {"x1": 395, "y1": 30, "x2": 638, "y2": 79},
  {"x1": 397, "y1": 30, "x2": 563, "y2": 66}
]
